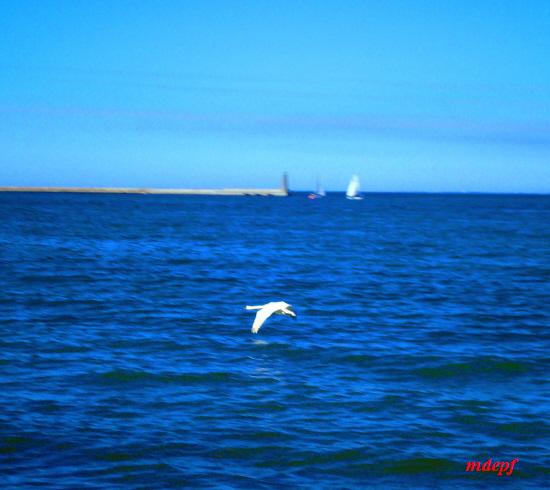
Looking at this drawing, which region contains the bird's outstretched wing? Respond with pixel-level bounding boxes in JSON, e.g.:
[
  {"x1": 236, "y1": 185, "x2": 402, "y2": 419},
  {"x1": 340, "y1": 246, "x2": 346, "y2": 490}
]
[{"x1": 251, "y1": 304, "x2": 278, "y2": 333}]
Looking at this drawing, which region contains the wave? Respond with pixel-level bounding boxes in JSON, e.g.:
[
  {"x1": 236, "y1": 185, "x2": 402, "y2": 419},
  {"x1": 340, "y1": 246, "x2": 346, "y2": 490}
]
[
  {"x1": 380, "y1": 457, "x2": 458, "y2": 474},
  {"x1": 414, "y1": 357, "x2": 530, "y2": 379},
  {"x1": 98, "y1": 369, "x2": 233, "y2": 385}
]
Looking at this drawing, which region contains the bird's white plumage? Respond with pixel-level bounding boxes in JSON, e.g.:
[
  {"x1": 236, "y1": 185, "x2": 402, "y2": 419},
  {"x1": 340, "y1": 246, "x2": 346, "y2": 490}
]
[
  {"x1": 245, "y1": 301, "x2": 296, "y2": 333},
  {"x1": 251, "y1": 307, "x2": 274, "y2": 334}
]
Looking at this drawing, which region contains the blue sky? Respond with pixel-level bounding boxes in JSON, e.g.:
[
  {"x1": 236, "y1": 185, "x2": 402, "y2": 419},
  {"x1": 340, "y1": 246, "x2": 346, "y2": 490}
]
[{"x1": 1, "y1": 0, "x2": 549, "y2": 192}]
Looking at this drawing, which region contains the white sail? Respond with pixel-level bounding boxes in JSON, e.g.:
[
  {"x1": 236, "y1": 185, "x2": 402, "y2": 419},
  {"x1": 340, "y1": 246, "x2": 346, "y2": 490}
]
[
  {"x1": 346, "y1": 175, "x2": 360, "y2": 198},
  {"x1": 317, "y1": 181, "x2": 326, "y2": 197},
  {"x1": 308, "y1": 180, "x2": 326, "y2": 199}
]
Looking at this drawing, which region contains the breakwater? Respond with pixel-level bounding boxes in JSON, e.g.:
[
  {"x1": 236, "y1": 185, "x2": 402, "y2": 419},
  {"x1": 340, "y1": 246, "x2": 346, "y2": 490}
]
[{"x1": 0, "y1": 186, "x2": 288, "y2": 196}]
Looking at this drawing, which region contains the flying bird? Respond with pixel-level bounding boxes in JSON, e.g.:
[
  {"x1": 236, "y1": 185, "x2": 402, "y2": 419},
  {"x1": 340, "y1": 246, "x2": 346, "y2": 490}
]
[{"x1": 245, "y1": 301, "x2": 297, "y2": 333}]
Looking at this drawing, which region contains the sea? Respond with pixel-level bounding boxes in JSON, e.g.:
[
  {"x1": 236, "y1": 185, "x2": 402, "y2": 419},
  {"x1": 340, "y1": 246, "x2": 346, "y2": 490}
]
[{"x1": 1, "y1": 192, "x2": 548, "y2": 489}]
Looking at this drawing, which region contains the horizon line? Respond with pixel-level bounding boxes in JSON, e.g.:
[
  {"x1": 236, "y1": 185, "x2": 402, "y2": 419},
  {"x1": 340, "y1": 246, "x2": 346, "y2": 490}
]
[{"x1": 0, "y1": 186, "x2": 548, "y2": 196}]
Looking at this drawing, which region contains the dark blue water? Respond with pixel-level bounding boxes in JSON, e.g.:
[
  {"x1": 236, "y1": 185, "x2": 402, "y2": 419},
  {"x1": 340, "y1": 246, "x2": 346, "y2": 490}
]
[{"x1": 1, "y1": 192, "x2": 549, "y2": 489}]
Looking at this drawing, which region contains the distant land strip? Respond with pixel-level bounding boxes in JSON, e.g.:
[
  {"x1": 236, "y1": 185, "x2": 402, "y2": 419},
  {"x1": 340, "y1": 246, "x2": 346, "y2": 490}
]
[{"x1": 0, "y1": 186, "x2": 289, "y2": 196}]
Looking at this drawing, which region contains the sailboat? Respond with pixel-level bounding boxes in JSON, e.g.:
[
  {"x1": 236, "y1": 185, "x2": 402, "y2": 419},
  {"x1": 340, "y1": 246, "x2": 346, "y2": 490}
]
[
  {"x1": 307, "y1": 180, "x2": 326, "y2": 199},
  {"x1": 346, "y1": 175, "x2": 363, "y2": 200}
]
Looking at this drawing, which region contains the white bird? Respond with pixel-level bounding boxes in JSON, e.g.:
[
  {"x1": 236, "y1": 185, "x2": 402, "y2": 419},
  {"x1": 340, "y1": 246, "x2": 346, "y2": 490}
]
[{"x1": 245, "y1": 301, "x2": 297, "y2": 333}]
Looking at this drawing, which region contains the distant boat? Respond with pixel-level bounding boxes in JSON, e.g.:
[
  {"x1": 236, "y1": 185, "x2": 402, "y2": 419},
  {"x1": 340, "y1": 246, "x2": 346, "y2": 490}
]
[
  {"x1": 307, "y1": 180, "x2": 326, "y2": 199},
  {"x1": 346, "y1": 175, "x2": 363, "y2": 200}
]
